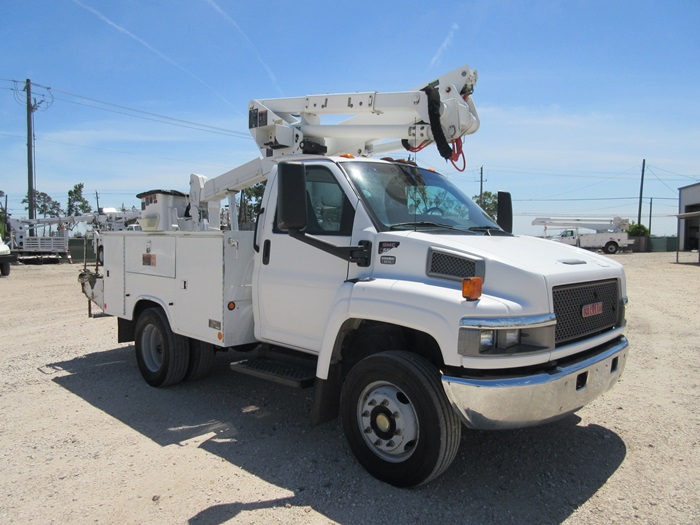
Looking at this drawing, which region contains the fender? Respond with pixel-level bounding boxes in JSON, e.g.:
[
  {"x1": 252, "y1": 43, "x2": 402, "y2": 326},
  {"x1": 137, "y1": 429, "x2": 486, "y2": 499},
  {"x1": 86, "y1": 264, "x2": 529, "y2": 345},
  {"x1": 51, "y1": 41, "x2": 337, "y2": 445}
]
[
  {"x1": 315, "y1": 278, "x2": 486, "y2": 379},
  {"x1": 127, "y1": 294, "x2": 173, "y2": 323},
  {"x1": 116, "y1": 294, "x2": 175, "y2": 344},
  {"x1": 315, "y1": 281, "x2": 354, "y2": 380}
]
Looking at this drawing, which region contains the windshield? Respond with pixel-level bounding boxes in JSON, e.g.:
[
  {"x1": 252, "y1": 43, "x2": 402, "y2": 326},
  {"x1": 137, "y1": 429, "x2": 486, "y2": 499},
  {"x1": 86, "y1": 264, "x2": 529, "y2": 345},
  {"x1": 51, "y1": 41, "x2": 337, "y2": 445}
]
[{"x1": 340, "y1": 161, "x2": 503, "y2": 234}]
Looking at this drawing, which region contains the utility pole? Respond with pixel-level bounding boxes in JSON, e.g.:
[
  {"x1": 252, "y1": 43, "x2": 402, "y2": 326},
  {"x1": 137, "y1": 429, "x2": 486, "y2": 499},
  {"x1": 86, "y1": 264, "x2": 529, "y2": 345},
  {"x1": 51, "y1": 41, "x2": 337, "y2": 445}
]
[
  {"x1": 637, "y1": 159, "x2": 646, "y2": 226},
  {"x1": 1, "y1": 193, "x2": 7, "y2": 241},
  {"x1": 25, "y1": 79, "x2": 35, "y2": 224},
  {"x1": 95, "y1": 190, "x2": 100, "y2": 213},
  {"x1": 19, "y1": 79, "x2": 51, "y2": 233},
  {"x1": 479, "y1": 166, "x2": 484, "y2": 202}
]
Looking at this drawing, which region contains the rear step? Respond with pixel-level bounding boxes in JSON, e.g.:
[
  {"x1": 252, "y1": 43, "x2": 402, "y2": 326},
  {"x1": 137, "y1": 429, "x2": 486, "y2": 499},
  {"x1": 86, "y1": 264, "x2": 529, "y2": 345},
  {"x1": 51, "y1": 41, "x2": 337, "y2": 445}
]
[{"x1": 230, "y1": 347, "x2": 317, "y2": 388}]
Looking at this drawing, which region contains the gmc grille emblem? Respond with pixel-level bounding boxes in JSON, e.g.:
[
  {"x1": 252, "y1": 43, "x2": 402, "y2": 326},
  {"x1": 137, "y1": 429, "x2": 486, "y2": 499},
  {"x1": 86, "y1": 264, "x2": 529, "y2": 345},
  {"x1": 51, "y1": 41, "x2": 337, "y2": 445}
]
[{"x1": 582, "y1": 301, "x2": 604, "y2": 318}]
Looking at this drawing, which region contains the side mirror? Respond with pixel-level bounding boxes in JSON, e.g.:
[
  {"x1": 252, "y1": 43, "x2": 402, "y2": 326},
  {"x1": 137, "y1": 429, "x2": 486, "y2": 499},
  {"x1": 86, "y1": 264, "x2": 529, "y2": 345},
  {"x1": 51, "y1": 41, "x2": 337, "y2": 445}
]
[
  {"x1": 277, "y1": 162, "x2": 307, "y2": 232},
  {"x1": 497, "y1": 191, "x2": 513, "y2": 233}
]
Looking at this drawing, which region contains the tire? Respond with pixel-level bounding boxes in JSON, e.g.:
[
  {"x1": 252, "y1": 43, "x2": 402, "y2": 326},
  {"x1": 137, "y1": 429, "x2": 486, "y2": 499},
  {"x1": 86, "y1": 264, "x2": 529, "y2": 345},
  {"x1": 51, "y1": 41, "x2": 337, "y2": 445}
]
[
  {"x1": 1, "y1": 262, "x2": 10, "y2": 277},
  {"x1": 340, "y1": 351, "x2": 461, "y2": 487},
  {"x1": 135, "y1": 308, "x2": 189, "y2": 387},
  {"x1": 185, "y1": 339, "x2": 215, "y2": 381},
  {"x1": 604, "y1": 242, "x2": 619, "y2": 254},
  {"x1": 97, "y1": 245, "x2": 104, "y2": 266}
]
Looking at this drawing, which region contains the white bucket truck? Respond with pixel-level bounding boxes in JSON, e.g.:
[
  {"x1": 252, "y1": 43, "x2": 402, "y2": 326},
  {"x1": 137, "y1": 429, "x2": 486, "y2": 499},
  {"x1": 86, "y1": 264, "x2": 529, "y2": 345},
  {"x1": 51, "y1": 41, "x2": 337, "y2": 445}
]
[
  {"x1": 80, "y1": 65, "x2": 629, "y2": 487},
  {"x1": 532, "y1": 217, "x2": 634, "y2": 254}
]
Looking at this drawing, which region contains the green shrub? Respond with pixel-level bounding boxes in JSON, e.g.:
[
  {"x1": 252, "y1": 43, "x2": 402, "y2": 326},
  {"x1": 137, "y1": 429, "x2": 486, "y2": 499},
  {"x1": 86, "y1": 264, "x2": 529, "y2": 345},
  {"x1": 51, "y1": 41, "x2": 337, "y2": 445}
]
[{"x1": 627, "y1": 223, "x2": 650, "y2": 237}]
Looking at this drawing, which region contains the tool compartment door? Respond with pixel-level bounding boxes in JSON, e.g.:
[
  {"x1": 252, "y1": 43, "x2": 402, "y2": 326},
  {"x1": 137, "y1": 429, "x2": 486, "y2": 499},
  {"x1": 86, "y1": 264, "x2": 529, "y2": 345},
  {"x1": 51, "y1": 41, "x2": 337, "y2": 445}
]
[
  {"x1": 173, "y1": 234, "x2": 224, "y2": 345},
  {"x1": 102, "y1": 234, "x2": 125, "y2": 316}
]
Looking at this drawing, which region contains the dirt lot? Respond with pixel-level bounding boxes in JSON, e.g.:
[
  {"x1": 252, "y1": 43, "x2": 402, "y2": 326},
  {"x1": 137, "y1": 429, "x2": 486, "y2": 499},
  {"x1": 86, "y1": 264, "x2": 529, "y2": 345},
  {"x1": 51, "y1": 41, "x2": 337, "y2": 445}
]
[{"x1": 0, "y1": 252, "x2": 698, "y2": 524}]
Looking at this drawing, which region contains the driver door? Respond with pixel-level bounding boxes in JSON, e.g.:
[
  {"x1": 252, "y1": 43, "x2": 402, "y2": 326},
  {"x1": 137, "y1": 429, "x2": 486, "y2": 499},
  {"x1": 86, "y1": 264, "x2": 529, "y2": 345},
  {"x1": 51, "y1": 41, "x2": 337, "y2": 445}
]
[{"x1": 254, "y1": 162, "x2": 355, "y2": 352}]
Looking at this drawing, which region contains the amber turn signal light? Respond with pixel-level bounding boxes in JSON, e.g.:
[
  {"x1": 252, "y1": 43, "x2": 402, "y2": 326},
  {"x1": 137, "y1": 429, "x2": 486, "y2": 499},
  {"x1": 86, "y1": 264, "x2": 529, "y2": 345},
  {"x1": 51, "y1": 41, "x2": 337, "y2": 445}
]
[{"x1": 462, "y1": 277, "x2": 482, "y2": 301}]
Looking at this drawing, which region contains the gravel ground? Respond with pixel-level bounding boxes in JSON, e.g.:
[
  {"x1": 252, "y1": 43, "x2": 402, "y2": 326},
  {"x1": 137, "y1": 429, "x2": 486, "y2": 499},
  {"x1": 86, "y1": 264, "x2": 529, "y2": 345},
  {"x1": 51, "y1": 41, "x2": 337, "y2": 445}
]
[{"x1": 0, "y1": 252, "x2": 698, "y2": 524}]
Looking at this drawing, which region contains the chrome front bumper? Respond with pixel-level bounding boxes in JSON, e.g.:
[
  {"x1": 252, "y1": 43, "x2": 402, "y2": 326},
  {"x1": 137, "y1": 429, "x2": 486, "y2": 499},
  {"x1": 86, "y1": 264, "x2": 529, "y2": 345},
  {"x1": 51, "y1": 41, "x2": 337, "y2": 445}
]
[{"x1": 442, "y1": 336, "x2": 628, "y2": 430}]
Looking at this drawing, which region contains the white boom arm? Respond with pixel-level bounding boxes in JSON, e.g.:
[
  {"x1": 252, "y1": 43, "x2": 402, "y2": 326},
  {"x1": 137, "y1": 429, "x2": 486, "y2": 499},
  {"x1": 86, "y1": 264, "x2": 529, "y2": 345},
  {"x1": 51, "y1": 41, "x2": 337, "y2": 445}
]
[
  {"x1": 189, "y1": 65, "x2": 480, "y2": 217},
  {"x1": 190, "y1": 157, "x2": 274, "y2": 208},
  {"x1": 532, "y1": 217, "x2": 630, "y2": 233},
  {"x1": 249, "y1": 64, "x2": 479, "y2": 159}
]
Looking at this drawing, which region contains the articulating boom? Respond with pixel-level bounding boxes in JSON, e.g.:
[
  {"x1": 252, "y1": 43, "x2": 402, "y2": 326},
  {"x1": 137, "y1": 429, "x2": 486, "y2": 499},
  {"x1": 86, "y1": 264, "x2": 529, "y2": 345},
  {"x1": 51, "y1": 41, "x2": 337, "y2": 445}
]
[
  {"x1": 249, "y1": 65, "x2": 479, "y2": 159},
  {"x1": 188, "y1": 65, "x2": 480, "y2": 227}
]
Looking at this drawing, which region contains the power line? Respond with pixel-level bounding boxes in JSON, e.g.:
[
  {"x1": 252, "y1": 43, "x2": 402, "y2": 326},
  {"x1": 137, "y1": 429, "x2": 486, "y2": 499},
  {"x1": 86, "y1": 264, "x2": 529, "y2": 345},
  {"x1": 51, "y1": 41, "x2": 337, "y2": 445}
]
[
  {"x1": 514, "y1": 197, "x2": 639, "y2": 202},
  {"x1": 470, "y1": 165, "x2": 696, "y2": 182},
  {"x1": 646, "y1": 166, "x2": 683, "y2": 194},
  {"x1": 3, "y1": 79, "x2": 250, "y2": 139},
  {"x1": 36, "y1": 82, "x2": 249, "y2": 137},
  {"x1": 647, "y1": 164, "x2": 699, "y2": 180},
  {"x1": 0, "y1": 132, "x2": 235, "y2": 170},
  {"x1": 36, "y1": 136, "x2": 235, "y2": 169},
  {"x1": 486, "y1": 165, "x2": 639, "y2": 176},
  {"x1": 51, "y1": 95, "x2": 251, "y2": 138}
]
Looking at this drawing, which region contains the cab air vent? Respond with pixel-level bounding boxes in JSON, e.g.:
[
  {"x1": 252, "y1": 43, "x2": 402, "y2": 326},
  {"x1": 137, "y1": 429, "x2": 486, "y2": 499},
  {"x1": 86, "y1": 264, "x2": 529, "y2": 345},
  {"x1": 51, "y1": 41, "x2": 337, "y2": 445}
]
[{"x1": 428, "y1": 250, "x2": 477, "y2": 280}]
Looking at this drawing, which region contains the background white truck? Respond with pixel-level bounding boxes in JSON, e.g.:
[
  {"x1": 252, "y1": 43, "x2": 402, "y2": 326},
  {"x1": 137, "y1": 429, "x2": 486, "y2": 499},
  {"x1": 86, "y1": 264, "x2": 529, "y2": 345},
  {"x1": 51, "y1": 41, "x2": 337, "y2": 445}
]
[
  {"x1": 80, "y1": 65, "x2": 629, "y2": 487},
  {"x1": 532, "y1": 217, "x2": 634, "y2": 254},
  {"x1": 0, "y1": 238, "x2": 17, "y2": 276},
  {"x1": 8, "y1": 208, "x2": 140, "y2": 262}
]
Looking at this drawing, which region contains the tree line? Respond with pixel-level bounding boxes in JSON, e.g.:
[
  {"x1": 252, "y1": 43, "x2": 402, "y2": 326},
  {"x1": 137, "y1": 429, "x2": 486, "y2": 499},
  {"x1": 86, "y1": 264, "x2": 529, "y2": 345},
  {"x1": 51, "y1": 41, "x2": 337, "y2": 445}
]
[
  {"x1": 1, "y1": 184, "x2": 94, "y2": 239},
  {"x1": 19, "y1": 183, "x2": 94, "y2": 218}
]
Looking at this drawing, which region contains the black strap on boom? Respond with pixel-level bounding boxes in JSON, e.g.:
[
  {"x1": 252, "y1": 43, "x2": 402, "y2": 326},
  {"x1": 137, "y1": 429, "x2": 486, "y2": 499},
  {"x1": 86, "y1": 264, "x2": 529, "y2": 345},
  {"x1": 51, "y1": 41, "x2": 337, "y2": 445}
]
[{"x1": 422, "y1": 86, "x2": 453, "y2": 160}]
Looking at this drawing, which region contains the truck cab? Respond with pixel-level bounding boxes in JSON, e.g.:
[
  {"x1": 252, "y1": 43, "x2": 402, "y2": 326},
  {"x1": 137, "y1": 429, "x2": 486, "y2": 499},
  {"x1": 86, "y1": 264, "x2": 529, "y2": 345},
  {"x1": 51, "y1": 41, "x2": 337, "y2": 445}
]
[{"x1": 560, "y1": 229, "x2": 577, "y2": 241}]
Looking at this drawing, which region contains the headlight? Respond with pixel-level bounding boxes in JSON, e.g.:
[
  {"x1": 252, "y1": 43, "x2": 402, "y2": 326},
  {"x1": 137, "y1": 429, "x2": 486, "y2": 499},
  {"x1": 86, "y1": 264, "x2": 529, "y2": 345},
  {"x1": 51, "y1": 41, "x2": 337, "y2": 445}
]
[
  {"x1": 500, "y1": 329, "x2": 520, "y2": 348},
  {"x1": 479, "y1": 330, "x2": 494, "y2": 352},
  {"x1": 458, "y1": 314, "x2": 556, "y2": 357}
]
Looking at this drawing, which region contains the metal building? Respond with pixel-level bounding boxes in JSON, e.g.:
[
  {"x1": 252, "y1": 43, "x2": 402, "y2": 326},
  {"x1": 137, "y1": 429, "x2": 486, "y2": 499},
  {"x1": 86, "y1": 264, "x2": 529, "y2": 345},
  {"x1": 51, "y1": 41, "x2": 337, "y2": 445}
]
[{"x1": 678, "y1": 182, "x2": 700, "y2": 251}]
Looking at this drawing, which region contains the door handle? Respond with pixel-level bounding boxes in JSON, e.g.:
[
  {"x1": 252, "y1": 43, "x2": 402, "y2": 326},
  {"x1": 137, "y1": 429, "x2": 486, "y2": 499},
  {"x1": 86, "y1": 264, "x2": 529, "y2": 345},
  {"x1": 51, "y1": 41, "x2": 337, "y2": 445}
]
[
  {"x1": 262, "y1": 240, "x2": 271, "y2": 265},
  {"x1": 253, "y1": 207, "x2": 265, "y2": 252}
]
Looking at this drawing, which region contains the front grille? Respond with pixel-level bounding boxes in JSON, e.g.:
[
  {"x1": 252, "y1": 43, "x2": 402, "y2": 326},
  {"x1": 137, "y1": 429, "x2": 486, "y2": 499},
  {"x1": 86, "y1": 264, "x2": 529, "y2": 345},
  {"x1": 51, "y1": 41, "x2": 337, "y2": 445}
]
[
  {"x1": 428, "y1": 251, "x2": 476, "y2": 280},
  {"x1": 553, "y1": 279, "x2": 620, "y2": 345}
]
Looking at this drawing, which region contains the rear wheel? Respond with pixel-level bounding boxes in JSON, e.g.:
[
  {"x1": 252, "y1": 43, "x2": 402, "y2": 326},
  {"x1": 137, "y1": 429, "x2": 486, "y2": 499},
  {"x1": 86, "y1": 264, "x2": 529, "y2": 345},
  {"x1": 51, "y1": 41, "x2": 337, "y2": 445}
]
[
  {"x1": 135, "y1": 308, "x2": 189, "y2": 387},
  {"x1": 340, "y1": 351, "x2": 461, "y2": 487},
  {"x1": 185, "y1": 339, "x2": 215, "y2": 381},
  {"x1": 604, "y1": 241, "x2": 619, "y2": 254}
]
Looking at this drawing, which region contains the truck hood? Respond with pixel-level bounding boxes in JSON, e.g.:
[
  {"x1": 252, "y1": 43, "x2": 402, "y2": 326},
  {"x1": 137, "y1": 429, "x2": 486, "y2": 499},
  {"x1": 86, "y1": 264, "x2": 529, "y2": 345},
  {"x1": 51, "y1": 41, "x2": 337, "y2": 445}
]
[
  {"x1": 434, "y1": 233, "x2": 622, "y2": 282},
  {"x1": 369, "y1": 231, "x2": 626, "y2": 314}
]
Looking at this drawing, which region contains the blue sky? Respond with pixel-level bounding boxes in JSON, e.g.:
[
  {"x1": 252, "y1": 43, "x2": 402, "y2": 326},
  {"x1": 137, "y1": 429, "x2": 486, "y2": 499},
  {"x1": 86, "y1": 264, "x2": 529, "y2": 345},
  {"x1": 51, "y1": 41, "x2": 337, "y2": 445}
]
[{"x1": 1, "y1": 0, "x2": 699, "y2": 235}]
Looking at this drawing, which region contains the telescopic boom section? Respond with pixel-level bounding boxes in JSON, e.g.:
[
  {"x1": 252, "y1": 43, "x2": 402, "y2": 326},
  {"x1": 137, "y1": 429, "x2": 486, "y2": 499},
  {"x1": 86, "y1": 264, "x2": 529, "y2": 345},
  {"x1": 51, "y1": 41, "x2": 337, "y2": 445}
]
[
  {"x1": 190, "y1": 65, "x2": 479, "y2": 211},
  {"x1": 248, "y1": 64, "x2": 479, "y2": 159}
]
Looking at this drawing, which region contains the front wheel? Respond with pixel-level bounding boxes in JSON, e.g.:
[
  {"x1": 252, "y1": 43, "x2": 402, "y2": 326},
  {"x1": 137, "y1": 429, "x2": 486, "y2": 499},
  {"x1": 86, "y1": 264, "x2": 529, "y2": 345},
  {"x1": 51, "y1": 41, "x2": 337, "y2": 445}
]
[
  {"x1": 135, "y1": 308, "x2": 189, "y2": 387},
  {"x1": 1, "y1": 262, "x2": 10, "y2": 276},
  {"x1": 340, "y1": 351, "x2": 461, "y2": 487}
]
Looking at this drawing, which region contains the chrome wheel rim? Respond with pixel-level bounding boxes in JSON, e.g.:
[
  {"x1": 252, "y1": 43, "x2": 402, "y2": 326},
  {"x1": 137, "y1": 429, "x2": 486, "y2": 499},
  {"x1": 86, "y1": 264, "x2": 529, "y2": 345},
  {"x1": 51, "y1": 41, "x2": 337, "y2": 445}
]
[{"x1": 356, "y1": 381, "x2": 419, "y2": 462}]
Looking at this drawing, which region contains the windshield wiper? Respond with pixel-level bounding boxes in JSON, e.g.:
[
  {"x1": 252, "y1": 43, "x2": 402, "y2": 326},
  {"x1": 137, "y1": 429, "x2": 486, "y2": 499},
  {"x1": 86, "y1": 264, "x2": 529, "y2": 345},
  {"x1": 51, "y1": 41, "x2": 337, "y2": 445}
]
[
  {"x1": 468, "y1": 226, "x2": 510, "y2": 236},
  {"x1": 390, "y1": 222, "x2": 474, "y2": 233}
]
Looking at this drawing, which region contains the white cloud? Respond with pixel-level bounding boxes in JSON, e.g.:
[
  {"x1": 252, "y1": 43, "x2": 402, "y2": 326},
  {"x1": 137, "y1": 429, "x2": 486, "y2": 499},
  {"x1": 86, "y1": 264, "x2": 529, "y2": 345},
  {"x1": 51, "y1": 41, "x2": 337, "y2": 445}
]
[
  {"x1": 72, "y1": 0, "x2": 237, "y2": 110},
  {"x1": 430, "y1": 23, "x2": 460, "y2": 68}
]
